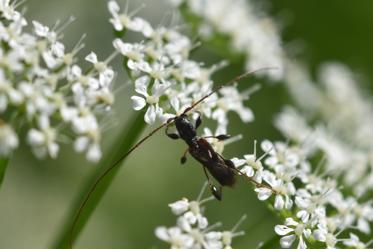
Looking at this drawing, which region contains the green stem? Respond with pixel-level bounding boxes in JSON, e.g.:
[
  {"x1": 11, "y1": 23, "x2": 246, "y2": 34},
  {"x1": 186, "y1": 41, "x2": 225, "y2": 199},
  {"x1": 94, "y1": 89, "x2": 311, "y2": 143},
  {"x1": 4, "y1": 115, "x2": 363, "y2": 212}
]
[
  {"x1": 52, "y1": 112, "x2": 146, "y2": 248},
  {"x1": 0, "y1": 157, "x2": 10, "y2": 187}
]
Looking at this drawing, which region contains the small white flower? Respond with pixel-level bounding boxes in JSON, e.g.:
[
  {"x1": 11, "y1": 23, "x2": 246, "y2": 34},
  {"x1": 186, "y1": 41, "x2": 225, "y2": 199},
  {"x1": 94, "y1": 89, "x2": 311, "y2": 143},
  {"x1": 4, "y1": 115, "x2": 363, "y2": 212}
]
[
  {"x1": 113, "y1": 39, "x2": 145, "y2": 71},
  {"x1": 108, "y1": 0, "x2": 153, "y2": 37},
  {"x1": 343, "y1": 233, "x2": 373, "y2": 249},
  {"x1": 169, "y1": 198, "x2": 190, "y2": 215},
  {"x1": 275, "y1": 218, "x2": 311, "y2": 249},
  {"x1": 261, "y1": 140, "x2": 300, "y2": 169},
  {"x1": 155, "y1": 226, "x2": 194, "y2": 248},
  {"x1": 85, "y1": 52, "x2": 114, "y2": 87},
  {"x1": 313, "y1": 221, "x2": 339, "y2": 249},
  {"x1": 0, "y1": 121, "x2": 19, "y2": 156},
  {"x1": 32, "y1": 20, "x2": 50, "y2": 37},
  {"x1": 131, "y1": 76, "x2": 170, "y2": 124},
  {"x1": 295, "y1": 188, "x2": 327, "y2": 224},
  {"x1": 27, "y1": 117, "x2": 59, "y2": 159},
  {"x1": 231, "y1": 140, "x2": 268, "y2": 183},
  {"x1": 212, "y1": 86, "x2": 254, "y2": 126},
  {"x1": 261, "y1": 171, "x2": 295, "y2": 210}
]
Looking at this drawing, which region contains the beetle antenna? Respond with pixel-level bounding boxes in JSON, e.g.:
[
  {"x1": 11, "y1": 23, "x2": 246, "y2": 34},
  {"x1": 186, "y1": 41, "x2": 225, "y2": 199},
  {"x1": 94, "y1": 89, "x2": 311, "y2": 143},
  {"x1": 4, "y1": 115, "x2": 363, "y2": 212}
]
[
  {"x1": 69, "y1": 66, "x2": 277, "y2": 247},
  {"x1": 69, "y1": 120, "x2": 170, "y2": 248},
  {"x1": 183, "y1": 67, "x2": 278, "y2": 115}
]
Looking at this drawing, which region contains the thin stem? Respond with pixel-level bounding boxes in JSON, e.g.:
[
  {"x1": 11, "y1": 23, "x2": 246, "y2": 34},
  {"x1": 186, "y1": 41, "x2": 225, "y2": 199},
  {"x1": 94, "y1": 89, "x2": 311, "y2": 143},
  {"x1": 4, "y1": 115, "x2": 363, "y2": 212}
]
[
  {"x1": 196, "y1": 181, "x2": 208, "y2": 201},
  {"x1": 231, "y1": 214, "x2": 247, "y2": 233}
]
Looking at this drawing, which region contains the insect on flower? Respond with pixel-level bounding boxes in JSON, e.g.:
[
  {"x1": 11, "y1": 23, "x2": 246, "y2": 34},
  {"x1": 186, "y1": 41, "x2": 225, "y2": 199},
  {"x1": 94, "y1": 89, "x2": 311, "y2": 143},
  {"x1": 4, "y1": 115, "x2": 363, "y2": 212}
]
[{"x1": 69, "y1": 67, "x2": 277, "y2": 247}]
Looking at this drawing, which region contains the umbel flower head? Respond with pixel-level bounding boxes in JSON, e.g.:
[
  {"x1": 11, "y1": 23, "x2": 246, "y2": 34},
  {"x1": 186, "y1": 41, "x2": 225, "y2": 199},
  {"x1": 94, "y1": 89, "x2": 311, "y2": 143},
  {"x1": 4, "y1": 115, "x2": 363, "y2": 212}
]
[
  {"x1": 0, "y1": 0, "x2": 115, "y2": 161},
  {"x1": 168, "y1": 0, "x2": 285, "y2": 81},
  {"x1": 155, "y1": 183, "x2": 246, "y2": 249},
  {"x1": 109, "y1": 0, "x2": 258, "y2": 135}
]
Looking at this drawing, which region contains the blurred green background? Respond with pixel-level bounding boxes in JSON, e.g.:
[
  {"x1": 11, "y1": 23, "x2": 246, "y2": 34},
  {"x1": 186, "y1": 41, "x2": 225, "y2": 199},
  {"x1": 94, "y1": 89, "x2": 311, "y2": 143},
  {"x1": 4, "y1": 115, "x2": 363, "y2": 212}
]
[{"x1": 0, "y1": 0, "x2": 372, "y2": 248}]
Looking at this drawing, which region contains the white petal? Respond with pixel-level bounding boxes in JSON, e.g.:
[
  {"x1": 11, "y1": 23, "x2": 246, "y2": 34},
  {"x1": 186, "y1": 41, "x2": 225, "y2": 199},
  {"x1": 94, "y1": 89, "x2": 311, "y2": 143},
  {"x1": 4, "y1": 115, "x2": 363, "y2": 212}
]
[
  {"x1": 74, "y1": 136, "x2": 89, "y2": 152},
  {"x1": 177, "y1": 216, "x2": 192, "y2": 232},
  {"x1": 27, "y1": 129, "x2": 45, "y2": 145},
  {"x1": 32, "y1": 20, "x2": 49, "y2": 37},
  {"x1": 261, "y1": 140, "x2": 273, "y2": 152},
  {"x1": 285, "y1": 196, "x2": 293, "y2": 209},
  {"x1": 241, "y1": 166, "x2": 255, "y2": 177},
  {"x1": 255, "y1": 188, "x2": 272, "y2": 200},
  {"x1": 197, "y1": 216, "x2": 208, "y2": 229},
  {"x1": 280, "y1": 234, "x2": 296, "y2": 248},
  {"x1": 155, "y1": 226, "x2": 169, "y2": 241},
  {"x1": 144, "y1": 105, "x2": 156, "y2": 124},
  {"x1": 168, "y1": 199, "x2": 189, "y2": 215},
  {"x1": 48, "y1": 142, "x2": 59, "y2": 158},
  {"x1": 265, "y1": 156, "x2": 278, "y2": 166},
  {"x1": 130, "y1": 17, "x2": 153, "y2": 37},
  {"x1": 107, "y1": 0, "x2": 120, "y2": 16},
  {"x1": 134, "y1": 76, "x2": 149, "y2": 97},
  {"x1": 297, "y1": 237, "x2": 307, "y2": 249},
  {"x1": 153, "y1": 81, "x2": 170, "y2": 97},
  {"x1": 274, "y1": 195, "x2": 285, "y2": 210},
  {"x1": 285, "y1": 218, "x2": 298, "y2": 227},
  {"x1": 357, "y1": 218, "x2": 370, "y2": 234},
  {"x1": 138, "y1": 61, "x2": 152, "y2": 73},
  {"x1": 131, "y1": 96, "x2": 146, "y2": 111},
  {"x1": 85, "y1": 52, "x2": 98, "y2": 64},
  {"x1": 237, "y1": 106, "x2": 254, "y2": 122},
  {"x1": 183, "y1": 211, "x2": 197, "y2": 225},
  {"x1": 127, "y1": 60, "x2": 138, "y2": 70},
  {"x1": 230, "y1": 157, "x2": 246, "y2": 167},
  {"x1": 313, "y1": 230, "x2": 326, "y2": 242},
  {"x1": 87, "y1": 143, "x2": 102, "y2": 162},
  {"x1": 52, "y1": 42, "x2": 65, "y2": 58},
  {"x1": 275, "y1": 225, "x2": 293, "y2": 236},
  {"x1": 113, "y1": 39, "x2": 131, "y2": 55},
  {"x1": 297, "y1": 210, "x2": 309, "y2": 223}
]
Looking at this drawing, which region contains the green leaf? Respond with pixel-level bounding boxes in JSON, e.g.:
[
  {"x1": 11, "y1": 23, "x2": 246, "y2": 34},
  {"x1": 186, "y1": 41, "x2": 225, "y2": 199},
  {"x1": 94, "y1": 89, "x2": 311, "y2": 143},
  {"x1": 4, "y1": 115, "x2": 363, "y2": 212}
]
[
  {"x1": 0, "y1": 157, "x2": 9, "y2": 186},
  {"x1": 52, "y1": 112, "x2": 147, "y2": 248}
]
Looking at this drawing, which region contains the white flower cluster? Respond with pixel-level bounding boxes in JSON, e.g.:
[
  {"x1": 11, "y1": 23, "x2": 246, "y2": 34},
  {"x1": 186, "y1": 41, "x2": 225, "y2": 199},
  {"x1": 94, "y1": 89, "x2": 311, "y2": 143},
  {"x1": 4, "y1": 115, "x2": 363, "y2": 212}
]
[
  {"x1": 108, "y1": 0, "x2": 255, "y2": 132},
  {"x1": 169, "y1": 0, "x2": 285, "y2": 81},
  {"x1": 279, "y1": 62, "x2": 373, "y2": 197},
  {"x1": 0, "y1": 0, "x2": 115, "y2": 161},
  {"x1": 232, "y1": 139, "x2": 373, "y2": 248},
  {"x1": 155, "y1": 185, "x2": 245, "y2": 249}
]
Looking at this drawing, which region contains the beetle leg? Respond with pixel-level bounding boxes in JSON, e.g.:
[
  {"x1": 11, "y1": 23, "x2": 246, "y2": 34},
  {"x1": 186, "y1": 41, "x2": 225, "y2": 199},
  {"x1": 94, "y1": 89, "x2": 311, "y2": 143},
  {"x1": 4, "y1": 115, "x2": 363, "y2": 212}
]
[
  {"x1": 203, "y1": 167, "x2": 222, "y2": 201},
  {"x1": 195, "y1": 111, "x2": 202, "y2": 129},
  {"x1": 203, "y1": 134, "x2": 231, "y2": 141},
  {"x1": 180, "y1": 148, "x2": 189, "y2": 164},
  {"x1": 165, "y1": 124, "x2": 180, "y2": 140}
]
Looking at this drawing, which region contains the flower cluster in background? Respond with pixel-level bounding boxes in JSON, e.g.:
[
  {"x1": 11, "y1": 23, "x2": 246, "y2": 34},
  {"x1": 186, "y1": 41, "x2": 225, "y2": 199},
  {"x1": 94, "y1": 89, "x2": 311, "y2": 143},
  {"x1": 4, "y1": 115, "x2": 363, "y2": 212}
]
[
  {"x1": 108, "y1": 0, "x2": 257, "y2": 135},
  {"x1": 281, "y1": 62, "x2": 373, "y2": 197},
  {"x1": 0, "y1": 0, "x2": 115, "y2": 161},
  {"x1": 166, "y1": 0, "x2": 373, "y2": 248},
  {"x1": 155, "y1": 183, "x2": 246, "y2": 249},
  {"x1": 169, "y1": 0, "x2": 285, "y2": 81},
  {"x1": 232, "y1": 138, "x2": 373, "y2": 248},
  {"x1": 107, "y1": 0, "x2": 373, "y2": 247},
  {"x1": 2, "y1": 0, "x2": 373, "y2": 248}
]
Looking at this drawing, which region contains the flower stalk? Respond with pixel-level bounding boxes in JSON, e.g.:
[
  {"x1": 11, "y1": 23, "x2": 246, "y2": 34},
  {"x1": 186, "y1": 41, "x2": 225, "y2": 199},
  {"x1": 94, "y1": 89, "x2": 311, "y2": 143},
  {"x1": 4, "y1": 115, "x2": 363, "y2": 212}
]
[{"x1": 52, "y1": 112, "x2": 146, "y2": 248}]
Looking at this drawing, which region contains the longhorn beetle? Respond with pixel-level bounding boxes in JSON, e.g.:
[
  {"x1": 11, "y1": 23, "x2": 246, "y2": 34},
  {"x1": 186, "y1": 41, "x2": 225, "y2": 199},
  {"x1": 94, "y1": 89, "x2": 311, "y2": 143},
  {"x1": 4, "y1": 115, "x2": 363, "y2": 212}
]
[{"x1": 69, "y1": 67, "x2": 276, "y2": 247}]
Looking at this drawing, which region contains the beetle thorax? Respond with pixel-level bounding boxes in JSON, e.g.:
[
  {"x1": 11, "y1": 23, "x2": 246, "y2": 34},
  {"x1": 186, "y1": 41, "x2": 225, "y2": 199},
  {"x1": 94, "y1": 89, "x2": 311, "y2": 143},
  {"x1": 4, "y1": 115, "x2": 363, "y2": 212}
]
[{"x1": 175, "y1": 114, "x2": 198, "y2": 147}]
